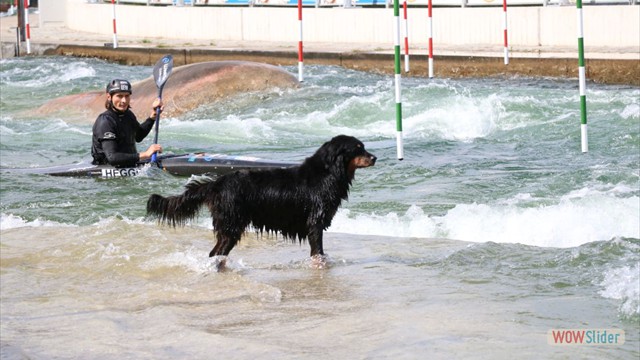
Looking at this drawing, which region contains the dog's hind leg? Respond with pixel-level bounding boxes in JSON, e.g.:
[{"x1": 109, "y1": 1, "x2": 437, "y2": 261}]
[
  {"x1": 209, "y1": 232, "x2": 241, "y2": 257},
  {"x1": 209, "y1": 233, "x2": 241, "y2": 273}
]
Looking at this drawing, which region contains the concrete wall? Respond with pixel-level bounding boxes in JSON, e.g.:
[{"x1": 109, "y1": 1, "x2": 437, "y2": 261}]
[
  {"x1": 39, "y1": 0, "x2": 67, "y2": 27},
  {"x1": 62, "y1": 0, "x2": 639, "y2": 48}
]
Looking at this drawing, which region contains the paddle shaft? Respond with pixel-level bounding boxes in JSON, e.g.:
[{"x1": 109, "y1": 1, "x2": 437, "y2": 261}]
[
  {"x1": 150, "y1": 86, "x2": 166, "y2": 163},
  {"x1": 150, "y1": 55, "x2": 173, "y2": 163},
  {"x1": 152, "y1": 86, "x2": 164, "y2": 146}
]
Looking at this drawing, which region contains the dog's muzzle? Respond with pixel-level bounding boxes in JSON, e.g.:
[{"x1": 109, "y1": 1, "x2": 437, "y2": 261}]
[{"x1": 354, "y1": 152, "x2": 377, "y2": 168}]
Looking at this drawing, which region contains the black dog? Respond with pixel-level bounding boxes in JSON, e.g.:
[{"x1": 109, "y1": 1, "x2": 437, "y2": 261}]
[{"x1": 147, "y1": 135, "x2": 376, "y2": 259}]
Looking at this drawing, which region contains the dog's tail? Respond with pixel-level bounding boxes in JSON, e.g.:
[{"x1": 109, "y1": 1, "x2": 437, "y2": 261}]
[{"x1": 146, "y1": 176, "x2": 216, "y2": 227}]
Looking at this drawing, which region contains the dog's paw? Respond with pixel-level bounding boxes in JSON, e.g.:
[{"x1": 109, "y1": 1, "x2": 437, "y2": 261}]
[
  {"x1": 211, "y1": 255, "x2": 228, "y2": 272},
  {"x1": 309, "y1": 254, "x2": 328, "y2": 269}
]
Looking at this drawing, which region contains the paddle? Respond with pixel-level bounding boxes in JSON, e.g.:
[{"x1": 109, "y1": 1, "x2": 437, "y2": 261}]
[{"x1": 150, "y1": 54, "x2": 174, "y2": 164}]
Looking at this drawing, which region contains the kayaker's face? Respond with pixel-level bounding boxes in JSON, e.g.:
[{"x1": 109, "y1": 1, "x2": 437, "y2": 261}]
[{"x1": 109, "y1": 92, "x2": 130, "y2": 112}]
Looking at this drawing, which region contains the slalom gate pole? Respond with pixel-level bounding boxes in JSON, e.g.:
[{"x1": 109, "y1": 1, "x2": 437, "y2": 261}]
[
  {"x1": 394, "y1": 0, "x2": 404, "y2": 160},
  {"x1": 15, "y1": 27, "x2": 20, "y2": 57},
  {"x1": 502, "y1": 0, "x2": 509, "y2": 65},
  {"x1": 428, "y1": 0, "x2": 434, "y2": 78},
  {"x1": 403, "y1": 0, "x2": 409, "y2": 73},
  {"x1": 576, "y1": 0, "x2": 588, "y2": 152},
  {"x1": 111, "y1": 0, "x2": 118, "y2": 48},
  {"x1": 297, "y1": 0, "x2": 304, "y2": 82},
  {"x1": 23, "y1": 0, "x2": 30, "y2": 54}
]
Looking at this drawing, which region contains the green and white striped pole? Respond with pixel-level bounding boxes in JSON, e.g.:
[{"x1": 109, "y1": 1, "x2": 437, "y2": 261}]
[
  {"x1": 577, "y1": 0, "x2": 588, "y2": 152},
  {"x1": 394, "y1": 0, "x2": 404, "y2": 160}
]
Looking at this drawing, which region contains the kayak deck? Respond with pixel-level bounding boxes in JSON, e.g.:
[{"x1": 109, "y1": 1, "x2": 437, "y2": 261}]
[
  {"x1": 161, "y1": 153, "x2": 298, "y2": 177},
  {"x1": 9, "y1": 153, "x2": 299, "y2": 178}
]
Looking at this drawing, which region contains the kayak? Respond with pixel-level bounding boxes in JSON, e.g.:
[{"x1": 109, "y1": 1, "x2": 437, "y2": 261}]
[{"x1": 12, "y1": 153, "x2": 300, "y2": 178}]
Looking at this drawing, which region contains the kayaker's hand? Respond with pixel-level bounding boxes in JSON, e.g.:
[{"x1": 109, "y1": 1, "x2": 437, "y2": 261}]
[
  {"x1": 150, "y1": 98, "x2": 164, "y2": 118},
  {"x1": 139, "y1": 144, "x2": 163, "y2": 161}
]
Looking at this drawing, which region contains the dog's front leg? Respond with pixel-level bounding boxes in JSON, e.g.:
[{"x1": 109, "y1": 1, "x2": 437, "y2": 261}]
[{"x1": 308, "y1": 226, "x2": 324, "y2": 257}]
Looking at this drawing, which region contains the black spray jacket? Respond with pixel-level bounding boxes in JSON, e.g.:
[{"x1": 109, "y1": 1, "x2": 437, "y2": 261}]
[{"x1": 91, "y1": 107, "x2": 154, "y2": 167}]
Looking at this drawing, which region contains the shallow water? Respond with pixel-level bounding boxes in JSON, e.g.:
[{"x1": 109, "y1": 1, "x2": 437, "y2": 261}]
[{"x1": 1, "y1": 56, "x2": 638, "y2": 359}]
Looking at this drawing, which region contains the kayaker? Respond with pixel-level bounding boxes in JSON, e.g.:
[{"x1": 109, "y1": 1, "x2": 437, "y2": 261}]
[{"x1": 91, "y1": 79, "x2": 163, "y2": 167}]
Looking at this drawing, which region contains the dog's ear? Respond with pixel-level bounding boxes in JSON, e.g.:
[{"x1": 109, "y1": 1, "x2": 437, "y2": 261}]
[
  {"x1": 331, "y1": 136, "x2": 362, "y2": 162},
  {"x1": 316, "y1": 139, "x2": 340, "y2": 169},
  {"x1": 313, "y1": 135, "x2": 362, "y2": 170}
]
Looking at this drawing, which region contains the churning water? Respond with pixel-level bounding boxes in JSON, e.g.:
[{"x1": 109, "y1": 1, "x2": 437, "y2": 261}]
[{"x1": 1, "y1": 56, "x2": 638, "y2": 359}]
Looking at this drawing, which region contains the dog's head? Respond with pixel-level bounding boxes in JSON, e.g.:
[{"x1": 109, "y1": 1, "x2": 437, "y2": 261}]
[{"x1": 316, "y1": 135, "x2": 376, "y2": 180}]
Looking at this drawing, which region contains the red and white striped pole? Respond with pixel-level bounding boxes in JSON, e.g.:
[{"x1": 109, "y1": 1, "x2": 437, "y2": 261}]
[
  {"x1": 502, "y1": 0, "x2": 509, "y2": 65},
  {"x1": 23, "y1": 0, "x2": 30, "y2": 54},
  {"x1": 427, "y1": 0, "x2": 433, "y2": 78},
  {"x1": 297, "y1": 0, "x2": 304, "y2": 82},
  {"x1": 111, "y1": 0, "x2": 118, "y2": 49},
  {"x1": 403, "y1": 0, "x2": 409, "y2": 73}
]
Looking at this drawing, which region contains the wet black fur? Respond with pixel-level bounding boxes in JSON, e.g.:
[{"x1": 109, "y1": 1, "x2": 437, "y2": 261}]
[{"x1": 146, "y1": 135, "x2": 376, "y2": 258}]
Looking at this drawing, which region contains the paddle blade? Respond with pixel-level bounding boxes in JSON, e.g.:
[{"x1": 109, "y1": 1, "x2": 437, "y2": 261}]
[
  {"x1": 153, "y1": 54, "x2": 174, "y2": 90},
  {"x1": 150, "y1": 54, "x2": 173, "y2": 165}
]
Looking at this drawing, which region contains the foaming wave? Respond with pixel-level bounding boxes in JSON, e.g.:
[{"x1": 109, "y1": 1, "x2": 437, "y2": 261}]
[
  {"x1": 403, "y1": 94, "x2": 505, "y2": 142},
  {"x1": 599, "y1": 263, "x2": 640, "y2": 319},
  {"x1": 620, "y1": 103, "x2": 640, "y2": 119},
  {"x1": 0, "y1": 125, "x2": 15, "y2": 135},
  {"x1": 329, "y1": 191, "x2": 639, "y2": 248},
  {"x1": 3, "y1": 62, "x2": 96, "y2": 88},
  {"x1": 162, "y1": 81, "x2": 517, "y2": 144},
  {"x1": 441, "y1": 195, "x2": 639, "y2": 248},
  {"x1": 163, "y1": 109, "x2": 379, "y2": 145},
  {"x1": 0, "y1": 117, "x2": 87, "y2": 137},
  {"x1": 329, "y1": 206, "x2": 441, "y2": 239},
  {"x1": 163, "y1": 116, "x2": 278, "y2": 144},
  {"x1": 141, "y1": 247, "x2": 242, "y2": 274},
  {"x1": 0, "y1": 213, "x2": 76, "y2": 230}
]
